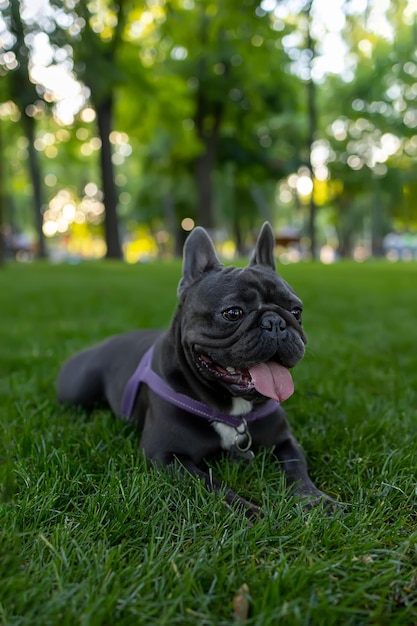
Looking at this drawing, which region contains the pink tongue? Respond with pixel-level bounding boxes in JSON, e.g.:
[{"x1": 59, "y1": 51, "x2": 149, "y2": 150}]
[{"x1": 249, "y1": 362, "x2": 294, "y2": 402}]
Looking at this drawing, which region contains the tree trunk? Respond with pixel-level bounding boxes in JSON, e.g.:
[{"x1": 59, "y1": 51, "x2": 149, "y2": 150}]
[
  {"x1": 0, "y1": 121, "x2": 4, "y2": 266},
  {"x1": 305, "y1": 1, "x2": 318, "y2": 260},
  {"x1": 8, "y1": 2, "x2": 46, "y2": 258},
  {"x1": 232, "y1": 198, "x2": 245, "y2": 256},
  {"x1": 337, "y1": 225, "x2": 354, "y2": 258},
  {"x1": 194, "y1": 64, "x2": 223, "y2": 230},
  {"x1": 96, "y1": 97, "x2": 123, "y2": 259},
  {"x1": 371, "y1": 178, "x2": 384, "y2": 257},
  {"x1": 250, "y1": 184, "x2": 272, "y2": 223},
  {"x1": 163, "y1": 192, "x2": 186, "y2": 256},
  {"x1": 195, "y1": 137, "x2": 217, "y2": 230},
  {"x1": 194, "y1": 99, "x2": 222, "y2": 231},
  {"x1": 23, "y1": 113, "x2": 47, "y2": 259}
]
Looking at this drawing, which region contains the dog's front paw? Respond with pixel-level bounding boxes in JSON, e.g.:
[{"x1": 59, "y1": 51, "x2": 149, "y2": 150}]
[
  {"x1": 295, "y1": 491, "x2": 343, "y2": 515},
  {"x1": 228, "y1": 494, "x2": 263, "y2": 521}
]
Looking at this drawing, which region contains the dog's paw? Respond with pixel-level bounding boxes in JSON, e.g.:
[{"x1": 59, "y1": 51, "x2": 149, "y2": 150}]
[
  {"x1": 245, "y1": 501, "x2": 263, "y2": 521},
  {"x1": 228, "y1": 494, "x2": 263, "y2": 522},
  {"x1": 295, "y1": 491, "x2": 344, "y2": 516}
]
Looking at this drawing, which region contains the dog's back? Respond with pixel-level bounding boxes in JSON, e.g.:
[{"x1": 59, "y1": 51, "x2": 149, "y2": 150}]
[{"x1": 57, "y1": 329, "x2": 162, "y2": 416}]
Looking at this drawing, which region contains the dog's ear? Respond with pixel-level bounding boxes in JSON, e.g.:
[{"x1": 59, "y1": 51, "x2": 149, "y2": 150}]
[
  {"x1": 249, "y1": 222, "x2": 276, "y2": 271},
  {"x1": 177, "y1": 227, "x2": 224, "y2": 298}
]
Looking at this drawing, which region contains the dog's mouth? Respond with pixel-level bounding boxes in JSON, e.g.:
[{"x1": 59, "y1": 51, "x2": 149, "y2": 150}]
[{"x1": 196, "y1": 354, "x2": 294, "y2": 402}]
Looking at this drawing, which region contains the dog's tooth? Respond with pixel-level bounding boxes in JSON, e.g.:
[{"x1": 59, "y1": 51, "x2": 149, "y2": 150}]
[{"x1": 226, "y1": 367, "x2": 236, "y2": 374}]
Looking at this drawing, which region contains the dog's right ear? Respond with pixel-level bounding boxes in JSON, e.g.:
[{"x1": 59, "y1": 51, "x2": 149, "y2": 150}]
[{"x1": 177, "y1": 227, "x2": 224, "y2": 298}]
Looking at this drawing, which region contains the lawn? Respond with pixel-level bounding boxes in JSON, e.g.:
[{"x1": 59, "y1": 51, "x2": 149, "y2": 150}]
[{"x1": 0, "y1": 259, "x2": 416, "y2": 626}]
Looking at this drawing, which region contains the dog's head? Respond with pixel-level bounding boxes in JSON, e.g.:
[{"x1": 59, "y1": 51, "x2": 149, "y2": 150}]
[{"x1": 176, "y1": 223, "x2": 306, "y2": 405}]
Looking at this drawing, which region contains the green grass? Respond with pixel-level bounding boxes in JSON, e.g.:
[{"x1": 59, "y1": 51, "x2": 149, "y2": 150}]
[{"x1": 1, "y1": 260, "x2": 416, "y2": 626}]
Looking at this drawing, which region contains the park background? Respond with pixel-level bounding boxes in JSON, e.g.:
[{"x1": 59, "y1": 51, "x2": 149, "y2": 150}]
[{"x1": 1, "y1": 0, "x2": 417, "y2": 263}]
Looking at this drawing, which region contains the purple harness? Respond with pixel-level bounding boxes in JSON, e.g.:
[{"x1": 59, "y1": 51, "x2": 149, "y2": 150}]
[{"x1": 121, "y1": 346, "x2": 279, "y2": 428}]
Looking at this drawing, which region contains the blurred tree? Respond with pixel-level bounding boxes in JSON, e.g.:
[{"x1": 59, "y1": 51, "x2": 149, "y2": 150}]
[
  {"x1": 66, "y1": 0, "x2": 134, "y2": 259},
  {"x1": 304, "y1": 0, "x2": 319, "y2": 259},
  {"x1": 0, "y1": 118, "x2": 4, "y2": 265},
  {"x1": 3, "y1": 0, "x2": 417, "y2": 260},
  {"x1": 158, "y1": 0, "x2": 303, "y2": 235},
  {"x1": 1, "y1": 0, "x2": 48, "y2": 258},
  {"x1": 321, "y1": 0, "x2": 417, "y2": 255}
]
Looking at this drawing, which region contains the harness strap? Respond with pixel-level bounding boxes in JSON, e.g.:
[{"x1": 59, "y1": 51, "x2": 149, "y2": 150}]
[{"x1": 121, "y1": 345, "x2": 279, "y2": 427}]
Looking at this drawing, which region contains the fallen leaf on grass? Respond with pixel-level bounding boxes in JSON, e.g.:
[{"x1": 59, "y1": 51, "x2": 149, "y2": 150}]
[
  {"x1": 352, "y1": 554, "x2": 374, "y2": 564},
  {"x1": 233, "y1": 583, "x2": 250, "y2": 622}
]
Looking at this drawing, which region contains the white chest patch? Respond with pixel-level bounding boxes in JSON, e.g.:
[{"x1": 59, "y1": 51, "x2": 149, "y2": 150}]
[
  {"x1": 212, "y1": 422, "x2": 239, "y2": 450},
  {"x1": 230, "y1": 397, "x2": 253, "y2": 416},
  {"x1": 211, "y1": 398, "x2": 253, "y2": 451}
]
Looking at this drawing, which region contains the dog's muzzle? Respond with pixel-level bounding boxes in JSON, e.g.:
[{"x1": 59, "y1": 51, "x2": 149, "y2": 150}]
[{"x1": 259, "y1": 311, "x2": 287, "y2": 334}]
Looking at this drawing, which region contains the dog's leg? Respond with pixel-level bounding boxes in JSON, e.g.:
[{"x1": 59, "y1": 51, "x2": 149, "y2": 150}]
[
  {"x1": 272, "y1": 434, "x2": 335, "y2": 508},
  {"x1": 180, "y1": 458, "x2": 261, "y2": 519},
  {"x1": 157, "y1": 455, "x2": 261, "y2": 519}
]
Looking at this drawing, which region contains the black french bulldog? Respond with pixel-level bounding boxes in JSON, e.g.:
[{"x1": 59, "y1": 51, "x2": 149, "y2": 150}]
[{"x1": 57, "y1": 222, "x2": 331, "y2": 517}]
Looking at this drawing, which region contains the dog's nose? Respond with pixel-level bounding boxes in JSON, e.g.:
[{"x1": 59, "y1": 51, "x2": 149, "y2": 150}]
[{"x1": 259, "y1": 312, "x2": 286, "y2": 333}]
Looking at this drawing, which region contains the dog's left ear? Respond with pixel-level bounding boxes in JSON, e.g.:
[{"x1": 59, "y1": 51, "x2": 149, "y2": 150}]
[
  {"x1": 177, "y1": 227, "x2": 224, "y2": 298},
  {"x1": 249, "y1": 222, "x2": 276, "y2": 271}
]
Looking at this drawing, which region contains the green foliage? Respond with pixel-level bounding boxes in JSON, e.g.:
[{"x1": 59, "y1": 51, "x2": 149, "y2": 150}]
[
  {"x1": 1, "y1": 260, "x2": 416, "y2": 624},
  {"x1": 3, "y1": 1, "x2": 417, "y2": 252},
  {"x1": 321, "y1": 5, "x2": 417, "y2": 241}
]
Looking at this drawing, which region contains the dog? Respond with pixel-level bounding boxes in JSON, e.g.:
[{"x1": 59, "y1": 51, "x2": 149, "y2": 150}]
[{"x1": 57, "y1": 222, "x2": 332, "y2": 517}]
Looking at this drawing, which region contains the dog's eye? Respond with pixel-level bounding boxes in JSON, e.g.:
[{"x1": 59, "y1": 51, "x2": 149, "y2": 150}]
[
  {"x1": 291, "y1": 307, "x2": 302, "y2": 322},
  {"x1": 222, "y1": 307, "x2": 244, "y2": 322}
]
